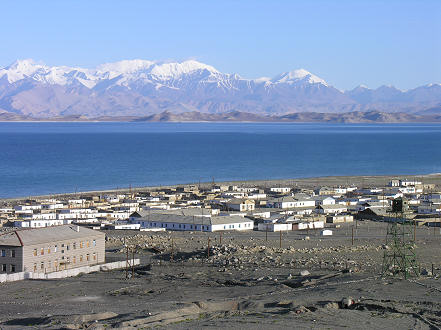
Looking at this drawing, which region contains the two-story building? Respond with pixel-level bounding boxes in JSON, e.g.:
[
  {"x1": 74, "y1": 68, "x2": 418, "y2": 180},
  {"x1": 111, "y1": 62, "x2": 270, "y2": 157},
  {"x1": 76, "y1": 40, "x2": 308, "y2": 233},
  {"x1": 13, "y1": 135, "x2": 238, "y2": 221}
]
[{"x1": 0, "y1": 225, "x2": 105, "y2": 274}]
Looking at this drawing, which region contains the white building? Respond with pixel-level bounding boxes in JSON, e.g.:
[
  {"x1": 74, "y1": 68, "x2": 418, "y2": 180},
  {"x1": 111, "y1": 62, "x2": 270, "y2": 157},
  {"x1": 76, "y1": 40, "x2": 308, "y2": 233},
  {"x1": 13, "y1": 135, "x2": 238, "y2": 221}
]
[
  {"x1": 14, "y1": 205, "x2": 42, "y2": 211},
  {"x1": 313, "y1": 196, "x2": 336, "y2": 206},
  {"x1": 225, "y1": 199, "x2": 255, "y2": 212},
  {"x1": 316, "y1": 204, "x2": 348, "y2": 214},
  {"x1": 292, "y1": 221, "x2": 325, "y2": 230},
  {"x1": 14, "y1": 219, "x2": 65, "y2": 228},
  {"x1": 130, "y1": 213, "x2": 253, "y2": 232},
  {"x1": 257, "y1": 222, "x2": 292, "y2": 232},
  {"x1": 270, "y1": 187, "x2": 291, "y2": 194},
  {"x1": 268, "y1": 196, "x2": 315, "y2": 209}
]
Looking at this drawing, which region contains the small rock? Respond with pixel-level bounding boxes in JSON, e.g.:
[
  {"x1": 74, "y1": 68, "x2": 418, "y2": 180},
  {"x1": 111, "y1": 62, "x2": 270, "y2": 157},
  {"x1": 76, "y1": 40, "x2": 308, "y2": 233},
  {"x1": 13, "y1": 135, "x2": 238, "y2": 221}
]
[
  {"x1": 324, "y1": 302, "x2": 339, "y2": 309},
  {"x1": 341, "y1": 297, "x2": 354, "y2": 308},
  {"x1": 300, "y1": 270, "x2": 310, "y2": 276}
]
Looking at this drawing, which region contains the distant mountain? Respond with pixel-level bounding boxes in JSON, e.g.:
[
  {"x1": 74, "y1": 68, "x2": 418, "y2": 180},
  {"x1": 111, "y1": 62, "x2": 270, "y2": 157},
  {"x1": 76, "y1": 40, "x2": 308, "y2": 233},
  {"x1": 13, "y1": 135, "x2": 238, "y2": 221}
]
[
  {"x1": 0, "y1": 59, "x2": 440, "y2": 118},
  {"x1": 4, "y1": 110, "x2": 438, "y2": 123}
]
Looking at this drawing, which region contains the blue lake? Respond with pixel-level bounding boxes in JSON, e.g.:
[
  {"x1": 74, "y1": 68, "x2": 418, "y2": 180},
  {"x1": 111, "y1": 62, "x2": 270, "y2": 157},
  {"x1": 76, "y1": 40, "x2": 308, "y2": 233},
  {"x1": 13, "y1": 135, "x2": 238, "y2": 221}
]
[{"x1": 0, "y1": 122, "x2": 441, "y2": 198}]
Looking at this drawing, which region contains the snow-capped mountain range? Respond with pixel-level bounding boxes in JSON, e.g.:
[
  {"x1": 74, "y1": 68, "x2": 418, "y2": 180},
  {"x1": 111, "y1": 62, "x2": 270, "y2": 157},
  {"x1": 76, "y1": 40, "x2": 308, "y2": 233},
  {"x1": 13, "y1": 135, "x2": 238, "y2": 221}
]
[{"x1": 0, "y1": 59, "x2": 440, "y2": 118}]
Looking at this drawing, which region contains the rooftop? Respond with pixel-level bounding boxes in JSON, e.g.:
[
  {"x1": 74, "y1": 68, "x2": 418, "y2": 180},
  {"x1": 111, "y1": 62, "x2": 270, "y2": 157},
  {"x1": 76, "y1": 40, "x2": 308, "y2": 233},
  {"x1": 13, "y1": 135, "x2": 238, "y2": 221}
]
[{"x1": 0, "y1": 225, "x2": 104, "y2": 247}]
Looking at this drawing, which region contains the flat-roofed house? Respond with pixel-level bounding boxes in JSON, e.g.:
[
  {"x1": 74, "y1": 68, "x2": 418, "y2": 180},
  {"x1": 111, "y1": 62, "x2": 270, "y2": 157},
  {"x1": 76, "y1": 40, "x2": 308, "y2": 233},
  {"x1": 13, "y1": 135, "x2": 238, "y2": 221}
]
[
  {"x1": 0, "y1": 225, "x2": 105, "y2": 274},
  {"x1": 225, "y1": 199, "x2": 255, "y2": 212},
  {"x1": 130, "y1": 213, "x2": 253, "y2": 232},
  {"x1": 316, "y1": 204, "x2": 348, "y2": 214},
  {"x1": 267, "y1": 196, "x2": 315, "y2": 209}
]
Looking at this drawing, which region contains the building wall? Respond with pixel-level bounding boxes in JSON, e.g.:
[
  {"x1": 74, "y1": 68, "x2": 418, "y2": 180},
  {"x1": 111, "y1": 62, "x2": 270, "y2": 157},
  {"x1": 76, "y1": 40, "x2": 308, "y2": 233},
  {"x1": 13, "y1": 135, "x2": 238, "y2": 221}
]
[
  {"x1": 0, "y1": 246, "x2": 23, "y2": 274},
  {"x1": 257, "y1": 223, "x2": 292, "y2": 232},
  {"x1": 19, "y1": 233, "x2": 105, "y2": 273},
  {"x1": 211, "y1": 221, "x2": 253, "y2": 232},
  {"x1": 134, "y1": 219, "x2": 253, "y2": 232}
]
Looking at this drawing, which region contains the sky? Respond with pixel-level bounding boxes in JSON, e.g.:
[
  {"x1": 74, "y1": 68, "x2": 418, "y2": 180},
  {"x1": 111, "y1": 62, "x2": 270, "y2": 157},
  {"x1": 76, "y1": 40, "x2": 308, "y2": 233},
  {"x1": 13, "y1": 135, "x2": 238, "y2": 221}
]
[{"x1": 0, "y1": 0, "x2": 440, "y2": 90}]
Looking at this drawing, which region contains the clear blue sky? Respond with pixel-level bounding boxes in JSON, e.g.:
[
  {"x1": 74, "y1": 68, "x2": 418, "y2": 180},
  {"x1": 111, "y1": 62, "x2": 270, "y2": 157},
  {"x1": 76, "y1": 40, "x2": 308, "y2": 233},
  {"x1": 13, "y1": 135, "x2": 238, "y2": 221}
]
[{"x1": 1, "y1": 0, "x2": 439, "y2": 90}]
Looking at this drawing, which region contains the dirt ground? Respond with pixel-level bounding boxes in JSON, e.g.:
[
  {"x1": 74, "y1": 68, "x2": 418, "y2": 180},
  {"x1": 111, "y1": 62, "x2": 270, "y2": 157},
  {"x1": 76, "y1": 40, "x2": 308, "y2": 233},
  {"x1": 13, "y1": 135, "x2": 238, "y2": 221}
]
[{"x1": 1, "y1": 220, "x2": 441, "y2": 329}]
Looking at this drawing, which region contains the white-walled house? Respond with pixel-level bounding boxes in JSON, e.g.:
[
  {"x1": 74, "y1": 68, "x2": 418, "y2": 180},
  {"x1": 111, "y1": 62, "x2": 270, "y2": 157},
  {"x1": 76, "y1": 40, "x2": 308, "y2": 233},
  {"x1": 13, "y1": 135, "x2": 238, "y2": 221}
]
[
  {"x1": 225, "y1": 199, "x2": 255, "y2": 212},
  {"x1": 14, "y1": 219, "x2": 65, "y2": 228},
  {"x1": 312, "y1": 196, "x2": 336, "y2": 206},
  {"x1": 130, "y1": 213, "x2": 253, "y2": 232},
  {"x1": 268, "y1": 196, "x2": 315, "y2": 209},
  {"x1": 269, "y1": 187, "x2": 291, "y2": 194},
  {"x1": 292, "y1": 221, "x2": 325, "y2": 230},
  {"x1": 316, "y1": 204, "x2": 348, "y2": 214},
  {"x1": 14, "y1": 205, "x2": 42, "y2": 211},
  {"x1": 257, "y1": 222, "x2": 292, "y2": 232}
]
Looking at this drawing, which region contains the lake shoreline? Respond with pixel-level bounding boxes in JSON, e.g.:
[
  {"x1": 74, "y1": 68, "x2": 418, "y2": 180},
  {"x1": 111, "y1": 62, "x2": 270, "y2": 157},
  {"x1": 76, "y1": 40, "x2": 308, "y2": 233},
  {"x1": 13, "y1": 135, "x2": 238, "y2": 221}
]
[{"x1": 3, "y1": 173, "x2": 441, "y2": 202}]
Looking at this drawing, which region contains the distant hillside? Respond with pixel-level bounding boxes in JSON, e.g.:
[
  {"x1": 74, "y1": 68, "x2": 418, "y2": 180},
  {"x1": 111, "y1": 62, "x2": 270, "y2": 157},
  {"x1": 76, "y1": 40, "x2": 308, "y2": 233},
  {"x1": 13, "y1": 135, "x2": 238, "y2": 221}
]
[
  {"x1": 0, "y1": 59, "x2": 440, "y2": 118},
  {"x1": 130, "y1": 111, "x2": 441, "y2": 123},
  {"x1": 2, "y1": 110, "x2": 441, "y2": 123}
]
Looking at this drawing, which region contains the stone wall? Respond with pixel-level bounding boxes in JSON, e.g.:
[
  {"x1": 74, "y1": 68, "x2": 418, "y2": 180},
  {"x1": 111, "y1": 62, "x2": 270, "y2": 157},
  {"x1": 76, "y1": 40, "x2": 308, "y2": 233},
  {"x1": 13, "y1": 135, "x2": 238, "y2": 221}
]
[{"x1": 0, "y1": 259, "x2": 140, "y2": 283}]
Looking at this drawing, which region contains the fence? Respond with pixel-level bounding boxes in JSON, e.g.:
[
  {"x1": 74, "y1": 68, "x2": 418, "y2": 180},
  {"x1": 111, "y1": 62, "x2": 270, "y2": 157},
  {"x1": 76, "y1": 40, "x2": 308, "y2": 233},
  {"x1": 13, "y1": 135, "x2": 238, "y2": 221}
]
[{"x1": 0, "y1": 259, "x2": 140, "y2": 283}]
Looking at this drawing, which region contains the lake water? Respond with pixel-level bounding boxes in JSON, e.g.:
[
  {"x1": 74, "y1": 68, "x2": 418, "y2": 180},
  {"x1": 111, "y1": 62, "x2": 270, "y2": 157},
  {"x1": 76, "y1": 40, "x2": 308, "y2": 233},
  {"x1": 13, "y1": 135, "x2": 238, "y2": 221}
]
[{"x1": 1, "y1": 122, "x2": 441, "y2": 198}]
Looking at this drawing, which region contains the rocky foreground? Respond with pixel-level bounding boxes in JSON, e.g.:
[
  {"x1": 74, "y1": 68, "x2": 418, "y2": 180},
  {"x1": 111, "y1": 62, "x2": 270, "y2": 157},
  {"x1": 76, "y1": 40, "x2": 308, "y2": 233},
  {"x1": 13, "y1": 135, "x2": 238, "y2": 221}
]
[{"x1": 1, "y1": 221, "x2": 441, "y2": 329}]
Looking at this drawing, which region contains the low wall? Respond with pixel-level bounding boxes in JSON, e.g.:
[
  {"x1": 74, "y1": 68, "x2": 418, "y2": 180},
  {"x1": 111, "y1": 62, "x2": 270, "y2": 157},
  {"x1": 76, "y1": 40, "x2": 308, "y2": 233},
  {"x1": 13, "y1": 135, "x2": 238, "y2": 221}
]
[{"x1": 0, "y1": 259, "x2": 140, "y2": 283}]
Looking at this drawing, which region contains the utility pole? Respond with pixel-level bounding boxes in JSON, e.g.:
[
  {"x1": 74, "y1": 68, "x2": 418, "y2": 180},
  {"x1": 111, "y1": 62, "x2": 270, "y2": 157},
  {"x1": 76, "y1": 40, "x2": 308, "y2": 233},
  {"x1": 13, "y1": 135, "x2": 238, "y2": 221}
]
[
  {"x1": 279, "y1": 230, "x2": 282, "y2": 249},
  {"x1": 207, "y1": 237, "x2": 210, "y2": 258}
]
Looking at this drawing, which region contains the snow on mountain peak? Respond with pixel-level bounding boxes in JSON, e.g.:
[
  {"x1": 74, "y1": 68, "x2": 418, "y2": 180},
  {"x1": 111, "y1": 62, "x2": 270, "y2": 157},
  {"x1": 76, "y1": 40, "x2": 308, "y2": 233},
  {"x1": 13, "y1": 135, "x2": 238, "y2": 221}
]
[
  {"x1": 149, "y1": 60, "x2": 219, "y2": 78},
  {"x1": 272, "y1": 68, "x2": 327, "y2": 85},
  {"x1": 1, "y1": 59, "x2": 48, "y2": 83},
  {"x1": 96, "y1": 59, "x2": 155, "y2": 74}
]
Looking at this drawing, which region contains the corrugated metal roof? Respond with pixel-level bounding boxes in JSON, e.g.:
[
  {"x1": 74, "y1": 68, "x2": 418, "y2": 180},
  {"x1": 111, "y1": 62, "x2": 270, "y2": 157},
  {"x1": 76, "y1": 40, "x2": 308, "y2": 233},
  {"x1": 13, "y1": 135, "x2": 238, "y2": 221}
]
[{"x1": 0, "y1": 225, "x2": 105, "y2": 247}]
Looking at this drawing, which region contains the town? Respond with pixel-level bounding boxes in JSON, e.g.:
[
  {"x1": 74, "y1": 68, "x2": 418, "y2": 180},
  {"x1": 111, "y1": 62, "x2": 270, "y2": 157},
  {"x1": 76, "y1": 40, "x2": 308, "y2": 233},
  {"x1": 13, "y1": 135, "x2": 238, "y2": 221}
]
[
  {"x1": 1, "y1": 176, "x2": 441, "y2": 328},
  {"x1": 1, "y1": 177, "x2": 440, "y2": 275}
]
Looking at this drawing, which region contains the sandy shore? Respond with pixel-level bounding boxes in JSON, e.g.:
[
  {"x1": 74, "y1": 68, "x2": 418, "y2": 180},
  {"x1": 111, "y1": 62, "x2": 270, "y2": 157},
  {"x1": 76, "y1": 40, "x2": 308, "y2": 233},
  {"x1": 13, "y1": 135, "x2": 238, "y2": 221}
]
[{"x1": 3, "y1": 173, "x2": 441, "y2": 202}]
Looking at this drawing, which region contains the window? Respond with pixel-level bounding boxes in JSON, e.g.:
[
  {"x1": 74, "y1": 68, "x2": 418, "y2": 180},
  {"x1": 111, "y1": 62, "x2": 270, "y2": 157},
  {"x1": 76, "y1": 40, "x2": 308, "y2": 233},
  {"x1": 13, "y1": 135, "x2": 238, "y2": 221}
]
[
  {"x1": 47, "y1": 247, "x2": 51, "y2": 254},
  {"x1": 11, "y1": 250, "x2": 15, "y2": 258},
  {"x1": 1, "y1": 264, "x2": 6, "y2": 272},
  {"x1": 93, "y1": 253, "x2": 96, "y2": 261},
  {"x1": 40, "y1": 248, "x2": 44, "y2": 255},
  {"x1": 93, "y1": 240, "x2": 96, "y2": 247},
  {"x1": 73, "y1": 242, "x2": 76, "y2": 249},
  {"x1": 48, "y1": 260, "x2": 51, "y2": 269},
  {"x1": 86, "y1": 241, "x2": 90, "y2": 248},
  {"x1": 66, "y1": 245, "x2": 70, "y2": 251},
  {"x1": 1, "y1": 249, "x2": 6, "y2": 257},
  {"x1": 80, "y1": 255, "x2": 83, "y2": 262},
  {"x1": 80, "y1": 242, "x2": 83, "y2": 248},
  {"x1": 54, "y1": 245, "x2": 58, "y2": 252},
  {"x1": 33, "y1": 249, "x2": 37, "y2": 256},
  {"x1": 54, "y1": 260, "x2": 58, "y2": 269},
  {"x1": 40, "y1": 262, "x2": 44, "y2": 270},
  {"x1": 10, "y1": 264, "x2": 15, "y2": 272},
  {"x1": 86, "y1": 254, "x2": 90, "y2": 261},
  {"x1": 33, "y1": 263, "x2": 37, "y2": 272},
  {"x1": 73, "y1": 256, "x2": 76, "y2": 264}
]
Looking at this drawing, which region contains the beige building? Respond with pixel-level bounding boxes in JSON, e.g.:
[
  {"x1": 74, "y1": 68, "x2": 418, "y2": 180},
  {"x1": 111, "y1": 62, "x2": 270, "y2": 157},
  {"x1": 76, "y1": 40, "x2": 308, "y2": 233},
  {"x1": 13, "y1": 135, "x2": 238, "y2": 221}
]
[
  {"x1": 225, "y1": 199, "x2": 255, "y2": 212},
  {"x1": 0, "y1": 225, "x2": 105, "y2": 274}
]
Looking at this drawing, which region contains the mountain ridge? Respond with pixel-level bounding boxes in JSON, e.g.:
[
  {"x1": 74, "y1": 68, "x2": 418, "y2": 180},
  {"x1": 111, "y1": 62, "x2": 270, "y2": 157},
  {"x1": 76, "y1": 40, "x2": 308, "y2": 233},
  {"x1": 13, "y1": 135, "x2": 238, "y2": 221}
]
[
  {"x1": 2, "y1": 110, "x2": 441, "y2": 124},
  {"x1": 0, "y1": 59, "x2": 440, "y2": 118}
]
